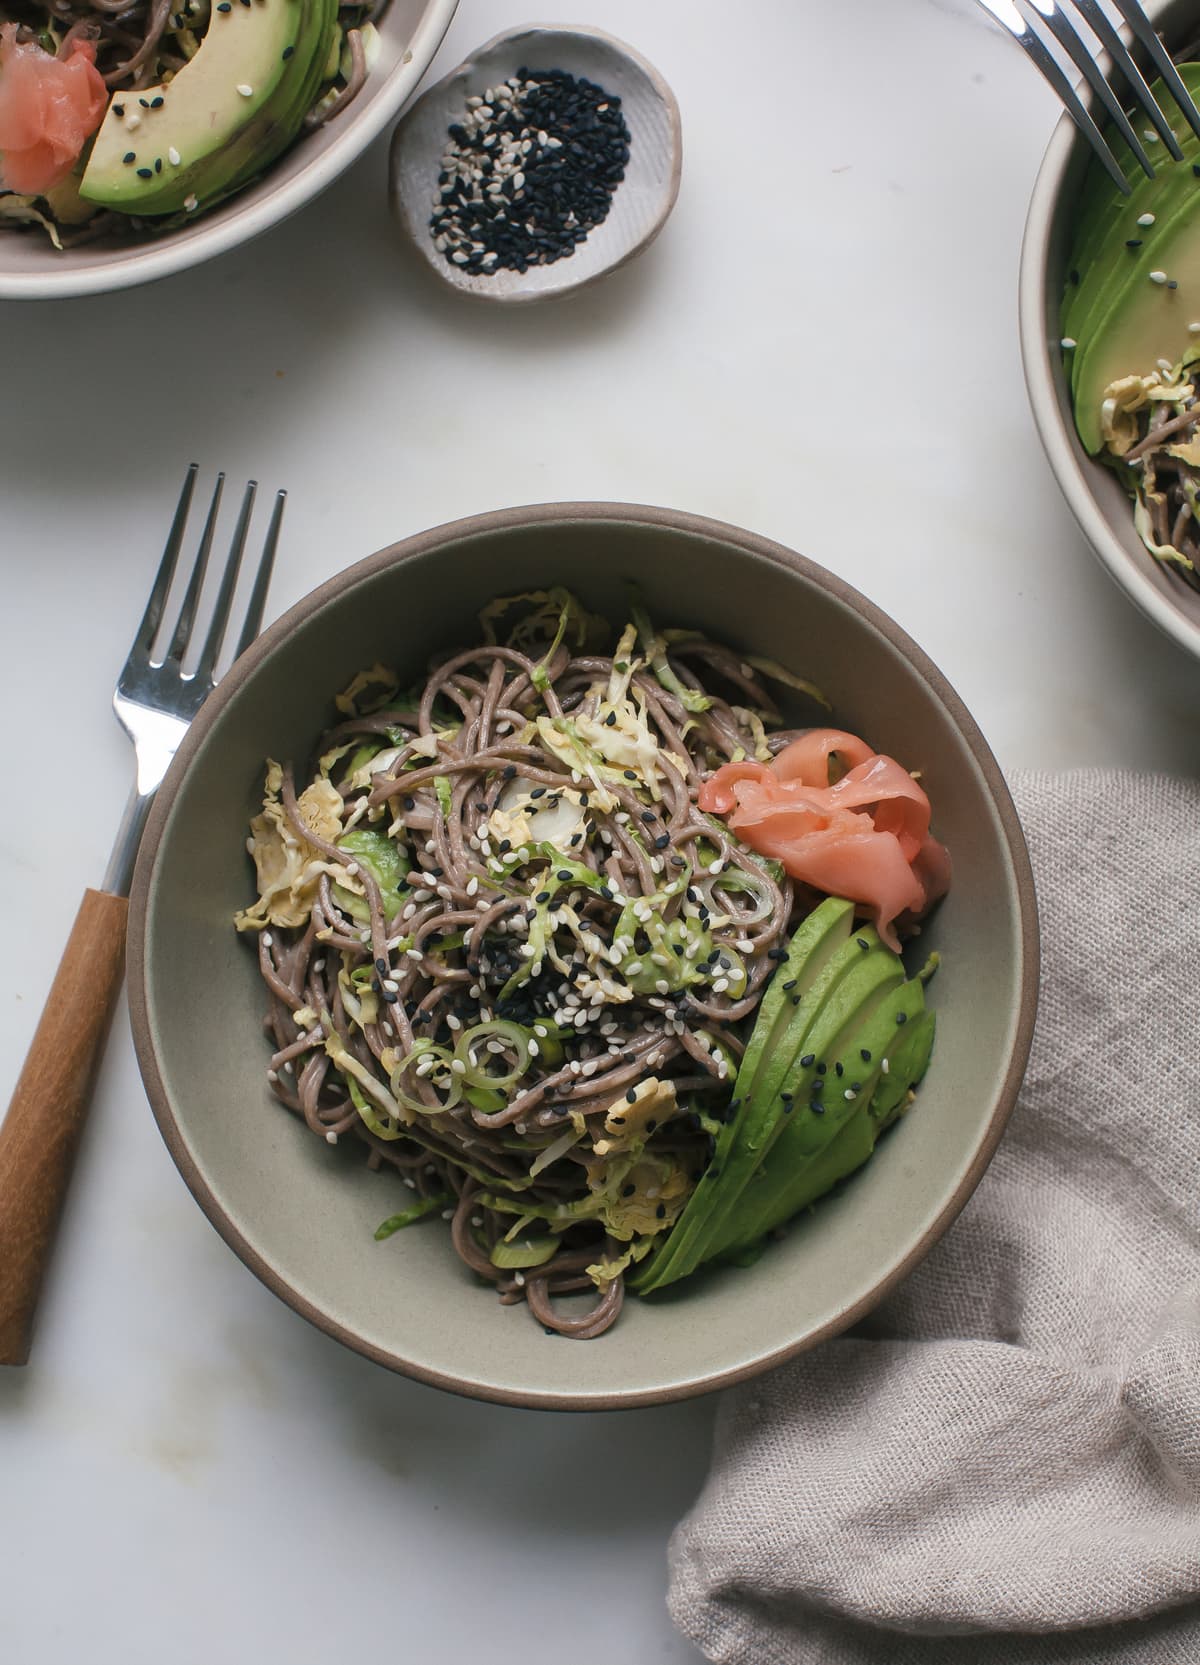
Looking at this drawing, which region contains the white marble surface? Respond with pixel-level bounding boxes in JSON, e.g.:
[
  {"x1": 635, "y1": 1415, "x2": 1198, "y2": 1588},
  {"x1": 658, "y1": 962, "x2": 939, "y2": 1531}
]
[{"x1": 2, "y1": 3, "x2": 1198, "y2": 1662}]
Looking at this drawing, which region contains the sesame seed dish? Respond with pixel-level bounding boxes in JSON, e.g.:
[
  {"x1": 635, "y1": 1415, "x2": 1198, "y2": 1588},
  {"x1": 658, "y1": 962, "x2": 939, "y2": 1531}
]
[
  {"x1": 235, "y1": 588, "x2": 951, "y2": 1338},
  {"x1": 0, "y1": 0, "x2": 383, "y2": 247}
]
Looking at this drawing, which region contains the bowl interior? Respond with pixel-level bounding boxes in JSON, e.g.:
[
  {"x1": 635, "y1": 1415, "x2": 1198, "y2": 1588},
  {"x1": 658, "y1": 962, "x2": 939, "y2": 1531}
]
[
  {"x1": 1020, "y1": 0, "x2": 1200, "y2": 659},
  {"x1": 0, "y1": 0, "x2": 457, "y2": 299},
  {"x1": 132, "y1": 508, "x2": 1036, "y2": 1408}
]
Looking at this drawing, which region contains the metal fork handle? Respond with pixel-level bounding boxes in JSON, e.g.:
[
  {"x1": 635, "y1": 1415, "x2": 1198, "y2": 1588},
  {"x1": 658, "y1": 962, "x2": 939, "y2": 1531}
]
[{"x1": 0, "y1": 890, "x2": 127, "y2": 1365}]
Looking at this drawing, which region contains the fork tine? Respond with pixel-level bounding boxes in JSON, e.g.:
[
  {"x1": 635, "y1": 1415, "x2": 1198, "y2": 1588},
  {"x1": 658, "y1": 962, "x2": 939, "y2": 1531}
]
[
  {"x1": 163, "y1": 472, "x2": 224, "y2": 666},
  {"x1": 1072, "y1": 0, "x2": 1183, "y2": 160},
  {"x1": 133, "y1": 463, "x2": 197, "y2": 656},
  {"x1": 192, "y1": 480, "x2": 257, "y2": 685},
  {"x1": 231, "y1": 489, "x2": 286, "y2": 664},
  {"x1": 978, "y1": 2, "x2": 1131, "y2": 193},
  {"x1": 1033, "y1": 3, "x2": 1156, "y2": 179},
  {"x1": 1110, "y1": 0, "x2": 1200, "y2": 146}
]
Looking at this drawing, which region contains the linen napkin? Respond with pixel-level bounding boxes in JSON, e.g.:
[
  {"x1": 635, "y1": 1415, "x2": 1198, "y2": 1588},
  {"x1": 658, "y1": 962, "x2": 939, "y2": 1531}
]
[{"x1": 669, "y1": 770, "x2": 1200, "y2": 1665}]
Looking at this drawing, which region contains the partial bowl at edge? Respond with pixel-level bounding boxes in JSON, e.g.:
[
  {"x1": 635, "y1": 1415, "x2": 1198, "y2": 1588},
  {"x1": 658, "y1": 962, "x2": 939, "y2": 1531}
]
[
  {"x1": 0, "y1": 0, "x2": 458, "y2": 300},
  {"x1": 1019, "y1": 0, "x2": 1200, "y2": 663}
]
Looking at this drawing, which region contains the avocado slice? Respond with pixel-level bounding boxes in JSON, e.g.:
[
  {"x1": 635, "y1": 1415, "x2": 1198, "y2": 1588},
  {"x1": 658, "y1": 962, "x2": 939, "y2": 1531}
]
[
  {"x1": 629, "y1": 898, "x2": 854, "y2": 1294},
  {"x1": 1062, "y1": 65, "x2": 1200, "y2": 452},
  {"x1": 712, "y1": 985, "x2": 934, "y2": 1262},
  {"x1": 632, "y1": 919, "x2": 905, "y2": 1295},
  {"x1": 80, "y1": 0, "x2": 338, "y2": 218}
]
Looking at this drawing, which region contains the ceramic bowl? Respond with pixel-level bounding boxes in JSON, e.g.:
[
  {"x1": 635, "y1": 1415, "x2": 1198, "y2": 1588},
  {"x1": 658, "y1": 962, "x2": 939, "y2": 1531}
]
[
  {"x1": 388, "y1": 24, "x2": 682, "y2": 302},
  {"x1": 0, "y1": 0, "x2": 458, "y2": 301},
  {"x1": 128, "y1": 503, "x2": 1038, "y2": 1410},
  {"x1": 1019, "y1": 0, "x2": 1200, "y2": 662}
]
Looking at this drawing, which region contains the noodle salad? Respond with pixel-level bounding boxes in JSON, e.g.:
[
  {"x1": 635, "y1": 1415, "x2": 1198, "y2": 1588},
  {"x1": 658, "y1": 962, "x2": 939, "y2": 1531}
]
[
  {"x1": 235, "y1": 591, "x2": 949, "y2": 1338},
  {"x1": 0, "y1": 0, "x2": 380, "y2": 247}
]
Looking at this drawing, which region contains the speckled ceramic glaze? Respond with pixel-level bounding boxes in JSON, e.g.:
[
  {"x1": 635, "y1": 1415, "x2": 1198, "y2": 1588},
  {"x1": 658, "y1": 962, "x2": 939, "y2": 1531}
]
[
  {"x1": 388, "y1": 25, "x2": 682, "y2": 302},
  {"x1": 128, "y1": 504, "x2": 1038, "y2": 1409},
  {"x1": 0, "y1": 0, "x2": 458, "y2": 300},
  {"x1": 1019, "y1": 0, "x2": 1200, "y2": 663}
]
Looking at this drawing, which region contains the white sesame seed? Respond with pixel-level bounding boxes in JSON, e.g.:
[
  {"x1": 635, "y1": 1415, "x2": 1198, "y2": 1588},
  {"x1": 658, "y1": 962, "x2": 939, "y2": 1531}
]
[
  {"x1": 184, "y1": 194, "x2": 198, "y2": 211},
  {"x1": 466, "y1": 876, "x2": 479, "y2": 896},
  {"x1": 655, "y1": 979, "x2": 670, "y2": 995},
  {"x1": 266, "y1": 1068, "x2": 278, "y2": 1083},
  {"x1": 1150, "y1": 270, "x2": 1168, "y2": 284},
  {"x1": 237, "y1": 83, "x2": 253, "y2": 97},
  {"x1": 168, "y1": 146, "x2": 181, "y2": 165},
  {"x1": 325, "y1": 1130, "x2": 338, "y2": 1145},
  {"x1": 1138, "y1": 213, "x2": 1156, "y2": 225},
  {"x1": 450, "y1": 1059, "x2": 466, "y2": 1075},
  {"x1": 881, "y1": 1058, "x2": 890, "y2": 1075},
  {"x1": 1060, "y1": 337, "x2": 1077, "y2": 350},
  {"x1": 514, "y1": 1271, "x2": 526, "y2": 1287},
  {"x1": 406, "y1": 948, "x2": 423, "y2": 961}
]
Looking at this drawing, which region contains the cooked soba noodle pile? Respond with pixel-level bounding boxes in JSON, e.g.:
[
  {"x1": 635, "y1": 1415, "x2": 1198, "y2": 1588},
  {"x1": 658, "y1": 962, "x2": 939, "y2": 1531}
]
[{"x1": 235, "y1": 590, "x2": 823, "y2": 1337}]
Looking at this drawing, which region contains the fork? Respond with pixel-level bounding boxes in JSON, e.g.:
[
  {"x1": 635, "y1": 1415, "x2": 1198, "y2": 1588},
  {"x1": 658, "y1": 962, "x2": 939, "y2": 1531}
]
[
  {"x1": 978, "y1": 0, "x2": 1200, "y2": 193},
  {"x1": 0, "y1": 466, "x2": 285, "y2": 1367}
]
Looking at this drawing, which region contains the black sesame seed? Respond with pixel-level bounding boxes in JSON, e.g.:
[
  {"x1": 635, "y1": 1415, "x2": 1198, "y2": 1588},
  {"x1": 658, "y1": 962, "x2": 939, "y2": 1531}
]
[
  {"x1": 782, "y1": 979, "x2": 797, "y2": 991},
  {"x1": 155, "y1": 157, "x2": 162, "y2": 172},
  {"x1": 535, "y1": 891, "x2": 550, "y2": 904},
  {"x1": 502, "y1": 766, "x2": 517, "y2": 780},
  {"x1": 767, "y1": 947, "x2": 787, "y2": 961},
  {"x1": 382, "y1": 989, "x2": 399, "y2": 1004},
  {"x1": 655, "y1": 1204, "x2": 666, "y2": 1220},
  {"x1": 645, "y1": 1119, "x2": 657, "y2": 1133},
  {"x1": 113, "y1": 103, "x2": 125, "y2": 116},
  {"x1": 621, "y1": 1183, "x2": 635, "y2": 1197},
  {"x1": 151, "y1": 96, "x2": 164, "y2": 108},
  {"x1": 556, "y1": 870, "x2": 572, "y2": 882},
  {"x1": 605, "y1": 711, "x2": 617, "y2": 726},
  {"x1": 654, "y1": 834, "x2": 669, "y2": 850},
  {"x1": 139, "y1": 96, "x2": 150, "y2": 106},
  {"x1": 1126, "y1": 238, "x2": 1143, "y2": 248},
  {"x1": 136, "y1": 167, "x2": 153, "y2": 178},
  {"x1": 800, "y1": 1053, "x2": 815, "y2": 1067},
  {"x1": 860, "y1": 1048, "x2": 872, "y2": 1062},
  {"x1": 402, "y1": 795, "x2": 415, "y2": 811},
  {"x1": 896, "y1": 1011, "x2": 908, "y2": 1024},
  {"x1": 810, "y1": 1100, "x2": 826, "y2": 1115},
  {"x1": 282, "y1": 43, "x2": 294, "y2": 58},
  {"x1": 816, "y1": 1062, "x2": 827, "y2": 1075},
  {"x1": 375, "y1": 957, "x2": 387, "y2": 975},
  {"x1": 640, "y1": 810, "x2": 655, "y2": 823},
  {"x1": 835, "y1": 1061, "x2": 844, "y2": 1077},
  {"x1": 856, "y1": 936, "x2": 869, "y2": 950},
  {"x1": 625, "y1": 1087, "x2": 637, "y2": 1104},
  {"x1": 123, "y1": 151, "x2": 136, "y2": 164}
]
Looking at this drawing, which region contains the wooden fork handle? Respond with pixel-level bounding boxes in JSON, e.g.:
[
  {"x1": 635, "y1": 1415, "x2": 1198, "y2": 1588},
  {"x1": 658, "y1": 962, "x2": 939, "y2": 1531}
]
[{"x1": 0, "y1": 889, "x2": 128, "y2": 1366}]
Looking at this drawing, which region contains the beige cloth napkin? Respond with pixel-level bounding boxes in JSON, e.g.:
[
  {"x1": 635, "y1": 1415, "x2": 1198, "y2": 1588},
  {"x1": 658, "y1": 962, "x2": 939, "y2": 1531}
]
[{"x1": 669, "y1": 770, "x2": 1200, "y2": 1665}]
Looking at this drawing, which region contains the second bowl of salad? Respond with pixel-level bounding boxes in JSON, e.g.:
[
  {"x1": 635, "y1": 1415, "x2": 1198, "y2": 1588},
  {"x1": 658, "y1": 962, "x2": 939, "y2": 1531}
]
[
  {"x1": 127, "y1": 502, "x2": 1038, "y2": 1408},
  {"x1": 1020, "y1": 0, "x2": 1200, "y2": 662}
]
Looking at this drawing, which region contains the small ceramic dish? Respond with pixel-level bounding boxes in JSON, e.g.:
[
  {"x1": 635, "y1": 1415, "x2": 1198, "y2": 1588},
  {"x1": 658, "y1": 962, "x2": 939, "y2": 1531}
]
[
  {"x1": 1019, "y1": 0, "x2": 1200, "y2": 662},
  {"x1": 388, "y1": 24, "x2": 682, "y2": 302},
  {"x1": 128, "y1": 503, "x2": 1038, "y2": 1411}
]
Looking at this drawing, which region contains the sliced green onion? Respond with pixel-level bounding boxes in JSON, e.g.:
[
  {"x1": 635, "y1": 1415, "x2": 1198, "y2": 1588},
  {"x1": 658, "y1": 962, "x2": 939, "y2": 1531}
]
[
  {"x1": 375, "y1": 1193, "x2": 452, "y2": 1239},
  {"x1": 489, "y1": 1235, "x2": 561, "y2": 1269},
  {"x1": 388, "y1": 1039, "x2": 463, "y2": 1116},
  {"x1": 454, "y1": 1021, "x2": 532, "y2": 1092}
]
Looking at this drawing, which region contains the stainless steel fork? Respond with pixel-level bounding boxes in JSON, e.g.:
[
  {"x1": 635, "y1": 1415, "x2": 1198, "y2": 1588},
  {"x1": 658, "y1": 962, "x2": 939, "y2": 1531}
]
[
  {"x1": 979, "y1": 0, "x2": 1200, "y2": 193},
  {"x1": 0, "y1": 466, "x2": 285, "y2": 1366}
]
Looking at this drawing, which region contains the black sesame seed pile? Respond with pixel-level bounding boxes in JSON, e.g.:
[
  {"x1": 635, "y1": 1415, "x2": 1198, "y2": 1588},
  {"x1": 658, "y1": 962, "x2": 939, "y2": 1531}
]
[{"x1": 430, "y1": 68, "x2": 632, "y2": 276}]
